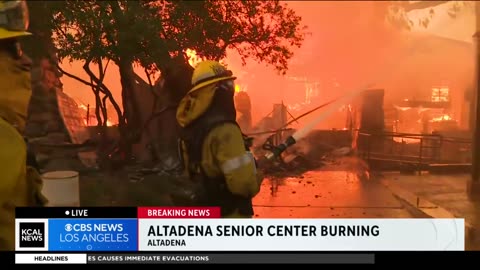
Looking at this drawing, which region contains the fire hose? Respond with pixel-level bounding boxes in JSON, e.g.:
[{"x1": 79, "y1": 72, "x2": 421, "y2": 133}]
[
  {"x1": 259, "y1": 89, "x2": 366, "y2": 164},
  {"x1": 245, "y1": 97, "x2": 339, "y2": 139}
]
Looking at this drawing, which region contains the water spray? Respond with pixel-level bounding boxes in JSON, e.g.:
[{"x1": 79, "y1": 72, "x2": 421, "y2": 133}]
[{"x1": 262, "y1": 89, "x2": 365, "y2": 161}]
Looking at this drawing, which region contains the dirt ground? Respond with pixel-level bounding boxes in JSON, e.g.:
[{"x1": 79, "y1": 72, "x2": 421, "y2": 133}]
[
  {"x1": 79, "y1": 169, "x2": 176, "y2": 206},
  {"x1": 78, "y1": 155, "x2": 359, "y2": 207}
]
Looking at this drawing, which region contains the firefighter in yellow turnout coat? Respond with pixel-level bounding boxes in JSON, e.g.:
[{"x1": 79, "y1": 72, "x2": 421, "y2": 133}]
[
  {"x1": 177, "y1": 61, "x2": 263, "y2": 218},
  {"x1": 0, "y1": 0, "x2": 47, "y2": 250}
]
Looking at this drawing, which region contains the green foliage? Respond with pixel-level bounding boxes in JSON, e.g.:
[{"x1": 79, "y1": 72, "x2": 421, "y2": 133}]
[
  {"x1": 22, "y1": 1, "x2": 67, "y2": 61},
  {"x1": 47, "y1": 0, "x2": 306, "y2": 75},
  {"x1": 152, "y1": 0, "x2": 307, "y2": 74}
]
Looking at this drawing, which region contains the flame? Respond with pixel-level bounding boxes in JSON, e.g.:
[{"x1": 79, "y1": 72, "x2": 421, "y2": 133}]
[
  {"x1": 235, "y1": 84, "x2": 241, "y2": 93},
  {"x1": 185, "y1": 48, "x2": 229, "y2": 70},
  {"x1": 431, "y1": 87, "x2": 449, "y2": 102},
  {"x1": 430, "y1": 114, "x2": 453, "y2": 122},
  {"x1": 186, "y1": 49, "x2": 202, "y2": 67},
  {"x1": 83, "y1": 118, "x2": 114, "y2": 126},
  {"x1": 78, "y1": 103, "x2": 115, "y2": 126},
  {"x1": 393, "y1": 137, "x2": 419, "y2": 144}
]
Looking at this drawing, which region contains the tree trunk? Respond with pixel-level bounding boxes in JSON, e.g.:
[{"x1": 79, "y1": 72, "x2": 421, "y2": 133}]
[
  {"x1": 21, "y1": 2, "x2": 87, "y2": 172},
  {"x1": 118, "y1": 59, "x2": 142, "y2": 158},
  {"x1": 150, "y1": 60, "x2": 193, "y2": 170},
  {"x1": 162, "y1": 59, "x2": 195, "y2": 105},
  {"x1": 93, "y1": 88, "x2": 103, "y2": 126},
  {"x1": 22, "y1": 1, "x2": 64, "y2": 137}
]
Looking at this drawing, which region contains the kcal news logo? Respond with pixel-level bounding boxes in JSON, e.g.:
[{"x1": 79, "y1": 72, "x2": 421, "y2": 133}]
[{"x1": 19, "y1": 222, "x2": 45, "y2": 248}]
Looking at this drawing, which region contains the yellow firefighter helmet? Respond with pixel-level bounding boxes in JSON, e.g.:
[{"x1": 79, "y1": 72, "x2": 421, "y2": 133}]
[
  {"x1": 0, "y1": 0, "x2": 31, "y2": 40},
  {"x1": 189, "y1": 60, "x2": 236, "y2": 93}
]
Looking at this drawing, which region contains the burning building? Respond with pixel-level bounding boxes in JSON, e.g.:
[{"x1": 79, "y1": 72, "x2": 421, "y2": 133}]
[
  {"x1": 392, "y1": 86, "x2": 458, "y2": 135},
  {"x1": 76, "y1": 102, "x2": 116, "y2": 127},
  {"x1": 380, "y1": 33, "x2": 474, "y2": 134}
]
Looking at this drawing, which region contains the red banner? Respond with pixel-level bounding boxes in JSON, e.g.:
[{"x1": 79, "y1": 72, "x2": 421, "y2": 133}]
[{"x1": 137, "y1": 207, "x2": 221, "y2": 218}]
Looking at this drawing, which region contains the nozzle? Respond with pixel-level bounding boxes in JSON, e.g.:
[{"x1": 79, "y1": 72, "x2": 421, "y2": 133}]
[{"x1": 264, "y1": 136, "x2": 297, "y2": 160}]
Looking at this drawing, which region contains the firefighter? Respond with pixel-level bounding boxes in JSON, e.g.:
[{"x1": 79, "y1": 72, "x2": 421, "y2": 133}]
[
  {"x1": 176, "y1": 60, "x2": 263, "y2": 218},
  {"x1": 234, "y1": 91, "x2": 252, "y2": 133},
  {"x1": 0, "y1": 0, "x2": 47, "y2": 251}
]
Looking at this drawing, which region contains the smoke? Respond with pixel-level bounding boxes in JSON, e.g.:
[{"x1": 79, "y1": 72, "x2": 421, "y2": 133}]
[
  {"x1": 224, "y1": 1, "x2": 396, "y2": 124},
  {"x1": 57, "y1": 1, "x2": 474, "y2": 132},
  {"x1": 224, "y1": 1, "x2": 474, "y2": 131},
  {"x1": 292, "y1": 89, "x2": 363, "y2": 141}
]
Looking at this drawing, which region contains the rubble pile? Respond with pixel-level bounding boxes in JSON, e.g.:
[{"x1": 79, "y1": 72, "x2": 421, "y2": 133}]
[{"x1": 25, "y1": 58, "x2": 86, "y2": 173}]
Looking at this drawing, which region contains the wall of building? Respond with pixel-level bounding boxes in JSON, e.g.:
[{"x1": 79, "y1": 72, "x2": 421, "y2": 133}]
[{"x1": 25, "y1": 58, "x2": 88, "y2": 173}]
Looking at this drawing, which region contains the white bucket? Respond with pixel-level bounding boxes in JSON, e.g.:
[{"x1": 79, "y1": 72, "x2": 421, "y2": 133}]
[{"x1": 41, "y1": 171, "x2": 80, "y2": 207}]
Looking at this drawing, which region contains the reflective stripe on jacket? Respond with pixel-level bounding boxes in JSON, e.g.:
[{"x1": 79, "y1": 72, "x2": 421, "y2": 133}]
[
  {"x1": 180, "y1": 122, "x2": 262, "y2": 218},
  {"x1": 200, "y1": 123, "x2": 260, "y2": 200}
]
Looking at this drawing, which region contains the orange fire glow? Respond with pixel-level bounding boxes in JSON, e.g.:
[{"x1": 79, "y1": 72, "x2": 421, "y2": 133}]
[
  {"x1": 82, "y1": 119, "x2": 114, "y2": 126},
  {"x1": 57, "y1": 2, "x2": 473, "y2": 131},
  {"x1": 83, "y1": 118, "x2": 114, "y2": 127},
  {"x1": 78, "y1": 104, "x2": 114, "y2": 126},
  {"x1": 186, "y1": 49, "x2": 202, "y2": 67},
  {"x1": 430, "y1": 114, "x2": 453, "y2": 122},
  {"x1": 392, "y1": 137, "x2": 420, "y2": 144}
]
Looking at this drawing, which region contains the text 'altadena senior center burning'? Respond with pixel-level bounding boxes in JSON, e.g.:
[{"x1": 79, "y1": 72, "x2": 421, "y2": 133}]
[{"x1": 140, "y1": 207, "x2": 380, "y2": 247}]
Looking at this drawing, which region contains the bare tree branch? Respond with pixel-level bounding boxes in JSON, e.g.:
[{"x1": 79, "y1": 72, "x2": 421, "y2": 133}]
[
  {"x1": 90, "y1": 77, "x2": 103, "y2": 126},
  {"x1": 56, "y1": 64, "x2": 97, "y2": 88},
  {"x1": 103, "y1": 59, "x2": 110, "y2": 77},
  {"x1": 83, "y1": 59, "x2": 125, "y2": 127},
  {"x1": 101, "y1": 94, "x2": 108, "y2": 127},
  {"x1": 96, "y1": 59, "x2": 110, "y2": 126},
  {"x1": 98, "y1": 59, "x2": 104, "y2": 81},
  {"x1": 144, "y1": 68, "x2": 156, "y2": 91}
]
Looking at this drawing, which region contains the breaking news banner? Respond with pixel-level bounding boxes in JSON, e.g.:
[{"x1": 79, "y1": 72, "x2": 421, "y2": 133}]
[{"x1": 13, "y1": 206, "x2": 465, "y2": 264}]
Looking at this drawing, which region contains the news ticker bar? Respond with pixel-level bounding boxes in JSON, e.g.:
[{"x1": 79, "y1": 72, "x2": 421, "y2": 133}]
[
  {"x1": 11, "y1": 252, "x2": 480, "y2": 265},
  {"x1": 15, "y1": 253, "x2": 375, "y2": 264}
]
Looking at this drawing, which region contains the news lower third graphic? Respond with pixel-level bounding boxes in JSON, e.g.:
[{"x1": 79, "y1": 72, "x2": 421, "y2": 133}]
[
  {"x1": 15, "y1": 207, "x2": 466, "y2": 253},
  {"x1": 48, "y1": 219, "x2": 138, "y2": 251}
]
